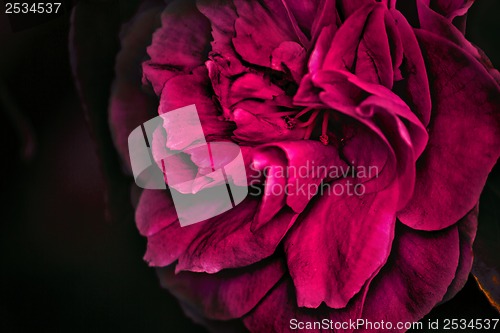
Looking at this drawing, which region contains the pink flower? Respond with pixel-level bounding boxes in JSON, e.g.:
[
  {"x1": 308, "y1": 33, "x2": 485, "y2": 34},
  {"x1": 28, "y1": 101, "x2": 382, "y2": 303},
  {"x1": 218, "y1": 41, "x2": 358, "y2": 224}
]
[{"x1": 108, "y1": 0, "x2": 500, "y2": 331}]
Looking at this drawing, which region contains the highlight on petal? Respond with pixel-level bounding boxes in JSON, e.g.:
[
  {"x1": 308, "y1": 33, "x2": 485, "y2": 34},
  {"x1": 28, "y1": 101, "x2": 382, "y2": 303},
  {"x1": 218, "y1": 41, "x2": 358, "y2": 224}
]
[
  {"x1": 232, "y1": 0, "x2": 303, "y2": 68},
  {"x1": 260, "y1": 141, "x2": 348, "y2": 214},
  {"x1": 300, "y1": 70, "x2": 428, "y2": 209}
]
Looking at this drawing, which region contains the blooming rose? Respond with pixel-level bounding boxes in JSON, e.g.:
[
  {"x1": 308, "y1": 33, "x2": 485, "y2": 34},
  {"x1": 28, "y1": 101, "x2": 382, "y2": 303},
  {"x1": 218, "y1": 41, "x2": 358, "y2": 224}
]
[{"x1": 106, "y1": 0, "x2": 500, "y2": 331}]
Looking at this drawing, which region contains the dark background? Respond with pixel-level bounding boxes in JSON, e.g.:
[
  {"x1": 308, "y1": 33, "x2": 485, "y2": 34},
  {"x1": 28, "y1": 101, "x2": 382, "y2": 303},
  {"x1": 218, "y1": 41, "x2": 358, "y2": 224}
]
[{"x1": 0, "y1": 1, "x2": 499, "y2": 332}]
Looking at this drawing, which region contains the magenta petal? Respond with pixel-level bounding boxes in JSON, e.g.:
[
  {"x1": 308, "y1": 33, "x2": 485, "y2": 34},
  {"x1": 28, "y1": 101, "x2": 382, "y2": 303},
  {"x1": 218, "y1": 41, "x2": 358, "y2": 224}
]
[
  {"x1": 311, "y1": 71, "x2": 428, "y2": 209},
  {"x1": 417, "y1": 0, "x2": 480, "y2": 58},
  {"x1": 422, "y1": 0, "x2": 474, "y2": 19},
  {"x1": 319, "y1": 3, "x2": 375, "y2": 74},
  {"x1": 157, "y1": 258, "x2": 286, "y2": 320},
  {"x1": 284, "y1": 0, "x2": 321, "y2": 36},
  {"x1": 232, "y1": 105, "x2": 306, "y2": 145},
  {"x1": 251, "y1": 148, "x2": 288, "y2": 230},
  {"x1": 142, "y1": 0, "x2": 212, "y2": 94},
  {"x1": 229, "y1": 73, "x2": 284, "y2": 106},
  {"x1": 337, "y1": 0, "x2": 377, "y2": 19},
  {"x1": 360, "y1": 223, "x2": 460, "y2": 332},
  {"x1": 398, "y1": 30, "x2": 500, "y2": 230},
  {"x1": 416, "y1": 0, "x2": 500, "y2": 82},
  {"x1": 284, "y1": 182, "x2": 398, "y2": 308},
  {"x1": 176, "y1": 197, "x2": 298, "y2": 273},
  {"x1": 137, "y1": 190, "x2": 204, "y2": 267},
  {"x1": 197, "y1": 0, "x2": 248, "y2": 118},
  {"x1": 109, "y1": 4, "x2": 163, "y2": 170},
  {"x1": 390, "y1": 9, "x2": 431, "y2": 125},
  {"x1": 271, "y1": 41, "x2": 307, "y2": 83},
  {"x1": 243, "y1": 277, "x2": 370, "y2": 333},
  {"x1": 250, "y1": 141, "x2": 348, "y2": 229},
  {"x1": 255, "y1": 141, "x2": 348, "y2": 214},
  {"x1": 441, "y1": 206, "x2": 478, "y2": 303},
  {"x1": 232, "y1": 0, "x2": 301, "y2": 68},
  {"x1": 196, "y1": 0, "x2": 244, "y2": 74}
]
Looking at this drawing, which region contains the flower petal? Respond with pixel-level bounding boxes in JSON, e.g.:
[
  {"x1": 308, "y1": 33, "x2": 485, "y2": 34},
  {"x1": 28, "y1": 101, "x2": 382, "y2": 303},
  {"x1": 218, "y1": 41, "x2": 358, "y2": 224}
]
[
  {"x1": 398, "y1": 30, "x2": 500, "y2": 230},
  {"x1": 421, "y1": 0, "x2": 474, "y2": 19},
  {"x1": 243, "y1": 277, "x2": 370, "y2": 333},
  {"x1": 232, "y1": 0, "x2": 301, "y2": 68},
  {"x1": 232, "y1": 105, "x2": 306, "y2": 145},
  {"x1": 157, "y1": 257, "x2": 286, "y2": 320},
  {"x1": 441, "y1": 206, "x2": 478, "y2": 303},
  {"x1": 176, "y1": 197, "x2": 298, "y2": 273},
  {"x1": 390, "y1": 9, "x2": 431, "y2": 125},
  {"x1": 284, "y1": 0, "x2": 321, "y2": 37},
  {"x1": 360, "y1": 222, "x2": 460, "y2": 332},
  {"x1": 142, "y1": 0, "x2": 212, "y2": 94},
  {"x1": 255, "y1": 141, "x2": 349, "y2": 215},
  {"x1": 337, "y1": 0, "x2": 377, "y2": 20},
  {"x1": 284, "y1": 182, "x2": 398, "y2": 308},
  {"x1": 137, "y1": 190, "x2": 203, "y2": 266}
]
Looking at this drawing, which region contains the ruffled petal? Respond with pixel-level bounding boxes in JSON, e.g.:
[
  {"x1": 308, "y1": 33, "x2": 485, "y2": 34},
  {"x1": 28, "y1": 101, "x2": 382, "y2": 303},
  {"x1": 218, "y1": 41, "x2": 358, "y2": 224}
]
[
  {"x1": 232, "y1": 102, "x2": 306, "y2": 145},
  {"x1": 284, "y1": 182, "x2": 398, "y2": 308},
  {"x1": 284, "y1": 0, "x2": 321, "y2": 37},
  {"x1": 360, "y1": 222, "x2": 460, "y2": 332},
  {"x1": 243, "y1": 277, "x2": 371, "y2": 333},
  {"x1": 251, "y1": 141, "x2": 348, "y2": 228},
  {"x1": 300, "y1": 70, "x2": 428, "y2": 209},
  {"x1": 421, "y1": 0, "x2": 474, "y2": 19},
  {"x1": 157, "y1": 257, "x2": 286, "y2": 320},
  {"x1": 441, "y1": 206, "x2": 478, "y2": 303},
  {"x1": 398, "y1": 30, "x2": 500, "y2": 230},
  {"x1": 337, "y1": 0, "x2": 377, "y2": 20},
  {"x1": 175, "y1": 196, "x2": 298, "y2": 273},
  {"x1": 232, "y1": 0, "x2": 302, "y2": 68},
  {"x1": 142, "y1": 0, "x2": 212, "y2": 94},
  {"x1": 137, "y1": 190, "x2": 204, "y2": 267},
  {"x1": 178, "y1": 301, "x2": 248, "y2": 333},
  {"x1": 389, "y1": 9, "x2": 431, "y2": 125}
]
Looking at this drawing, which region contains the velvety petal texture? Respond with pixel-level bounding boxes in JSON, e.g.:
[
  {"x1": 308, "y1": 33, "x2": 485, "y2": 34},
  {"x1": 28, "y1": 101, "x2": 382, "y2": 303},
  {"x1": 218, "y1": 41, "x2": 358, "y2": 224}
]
[
  {"x1": 360, "y1": 222, "x2": 461, "y2": 332},
  {"x1": 137, "y1": 189, "x2": 298, "y2": 273},
  {"x1": 284, "y1": 182, "x2": 398, "y2": 308},
  {"x1": 101, "y1": 0, "x2": 500, "y2": 331},
  {"x1": 398, "y1": 30, "x2": 500, "y2": 230},
  {"x1": 157, "y1": 258, "x2": 286, "y2": 320}
]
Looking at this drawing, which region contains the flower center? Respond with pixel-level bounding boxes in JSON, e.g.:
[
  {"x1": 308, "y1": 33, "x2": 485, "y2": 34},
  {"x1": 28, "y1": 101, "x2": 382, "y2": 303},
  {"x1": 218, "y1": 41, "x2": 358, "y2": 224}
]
[{"x1": 282, "y1": 107, "x2": 331, "y2": 145}]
